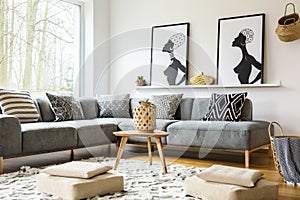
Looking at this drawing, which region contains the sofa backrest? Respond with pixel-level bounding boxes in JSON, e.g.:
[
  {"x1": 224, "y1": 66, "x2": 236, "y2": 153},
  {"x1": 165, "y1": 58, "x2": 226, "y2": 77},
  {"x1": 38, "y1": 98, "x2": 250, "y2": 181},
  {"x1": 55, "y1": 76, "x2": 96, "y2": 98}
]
[
  {"x1": 174, "y1": 98, "x2": 252, "y2": 121},
  {"x1": 35, "y1": 97, "x2": 99, "y2": 121},
  {"x1": 78, "y1": 98, "x2": 99, "y2": 119},
  {"x1": 33, "y1": 96, "x2": 252, "y2": 122},
  {"x1": 36, "y1": 98, "x2": 56, "y2": 122}
]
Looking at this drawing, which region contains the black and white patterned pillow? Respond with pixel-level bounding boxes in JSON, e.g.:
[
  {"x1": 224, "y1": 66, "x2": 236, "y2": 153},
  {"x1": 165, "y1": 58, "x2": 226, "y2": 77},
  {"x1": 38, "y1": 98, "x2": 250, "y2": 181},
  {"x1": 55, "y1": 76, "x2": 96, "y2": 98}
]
[
  {"x1": 97, "y1": 94, "x2": 131, "y2": 118},
  {"x1": 203, "y1": 92, "x2": 248, "y2": 121},
  {"x1": 149, "y1": 94, "x2": 183, "y2": 119},
  {"x1": 46, "y1": 93, "x2": 84, "y2": 121},
  {"x1": 0, "y1": 89, "x2": 40, "y2": 123}
]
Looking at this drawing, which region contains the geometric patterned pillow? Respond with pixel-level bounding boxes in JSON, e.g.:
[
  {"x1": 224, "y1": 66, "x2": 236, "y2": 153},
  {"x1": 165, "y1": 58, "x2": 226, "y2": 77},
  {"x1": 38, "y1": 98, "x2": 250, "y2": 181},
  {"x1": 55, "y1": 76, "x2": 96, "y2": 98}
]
[
  {"x1": 46, "y1": 93, "x2": 84, "y2": 121},
  {"x1": 202, "y1": 92, "x2": 248, "y2": 121},
  {"x1": 97, "y1": 94, "x2": 131, "y2": 118},
  {"x1": 149, "y1": 94, "x2": 183, "y2": 119},
  {"x1": 0, "y1": 89, "x2": 40, "y2": 123}
]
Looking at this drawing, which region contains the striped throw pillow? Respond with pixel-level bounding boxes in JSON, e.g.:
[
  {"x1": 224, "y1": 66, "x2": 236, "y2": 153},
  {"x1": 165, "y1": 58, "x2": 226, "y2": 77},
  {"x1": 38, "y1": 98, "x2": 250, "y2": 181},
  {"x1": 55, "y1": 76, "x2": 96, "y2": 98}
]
[{"x1": 0, "y1": 90, "x2": 40, "y2": 123}]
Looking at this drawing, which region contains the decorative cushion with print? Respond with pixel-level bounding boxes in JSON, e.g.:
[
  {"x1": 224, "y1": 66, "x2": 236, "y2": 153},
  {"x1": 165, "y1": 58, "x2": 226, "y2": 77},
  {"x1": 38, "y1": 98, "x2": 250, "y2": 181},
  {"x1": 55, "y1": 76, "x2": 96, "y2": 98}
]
[
  {"x1": 46, "y1": 93, "x2": 84, "y2": 121},
  {"x1": 203, "y1": 92, "x2": 248, "y2": 121},
  {"x1": 149, "y1": 94, "x2": 183, "y2": 119},
  {"x1": 97, "y1": 94, "x2": 131, "y2": 118}
]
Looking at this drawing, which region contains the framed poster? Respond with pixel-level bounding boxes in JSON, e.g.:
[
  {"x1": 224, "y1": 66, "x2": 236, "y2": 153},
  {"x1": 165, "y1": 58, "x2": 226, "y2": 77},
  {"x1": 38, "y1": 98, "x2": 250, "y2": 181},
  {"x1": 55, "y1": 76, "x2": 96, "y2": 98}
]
[
  {"x1": 217, "y1": 13, "x2": 265, "y2": 85},
  {"x1": 150, "y1": 22, "x2": 189, "y2": 86}
]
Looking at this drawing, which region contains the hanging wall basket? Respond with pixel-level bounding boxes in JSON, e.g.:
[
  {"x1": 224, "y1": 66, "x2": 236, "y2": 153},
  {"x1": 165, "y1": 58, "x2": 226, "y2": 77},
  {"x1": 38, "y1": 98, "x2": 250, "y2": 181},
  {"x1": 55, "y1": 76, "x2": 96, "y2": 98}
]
[{"x1": 275, "y1": 3, "x2": 300, "y2": 42}]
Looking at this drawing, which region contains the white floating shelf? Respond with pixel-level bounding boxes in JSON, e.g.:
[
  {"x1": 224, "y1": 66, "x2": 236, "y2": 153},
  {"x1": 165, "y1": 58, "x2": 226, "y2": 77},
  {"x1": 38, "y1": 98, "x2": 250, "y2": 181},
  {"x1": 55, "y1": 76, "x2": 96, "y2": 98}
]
[{"x1": 136, "y1": 81, "x2": 281, "y2": 89}]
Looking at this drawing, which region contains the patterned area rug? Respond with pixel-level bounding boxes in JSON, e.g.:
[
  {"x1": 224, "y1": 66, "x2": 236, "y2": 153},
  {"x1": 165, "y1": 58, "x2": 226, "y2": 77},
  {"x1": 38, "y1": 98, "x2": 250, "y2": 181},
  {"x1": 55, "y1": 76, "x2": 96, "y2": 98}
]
[{"x1": 0, "y1": 157, "x2": 203, "y2": 199}]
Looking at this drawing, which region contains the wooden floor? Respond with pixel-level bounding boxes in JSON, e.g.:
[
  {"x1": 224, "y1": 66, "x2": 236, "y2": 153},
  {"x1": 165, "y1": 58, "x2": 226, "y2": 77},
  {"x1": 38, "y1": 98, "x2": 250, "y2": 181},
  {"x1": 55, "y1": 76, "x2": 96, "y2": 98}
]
[{"x1": 2, "y1": 145, "x2": 300, "y2": 200}]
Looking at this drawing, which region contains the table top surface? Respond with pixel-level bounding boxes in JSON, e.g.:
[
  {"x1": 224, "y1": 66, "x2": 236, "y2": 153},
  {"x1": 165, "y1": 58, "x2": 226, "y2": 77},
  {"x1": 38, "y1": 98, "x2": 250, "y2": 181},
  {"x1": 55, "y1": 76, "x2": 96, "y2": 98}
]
[{"x1": 113, "y1": 130, "x2": 168, "y2": 137}]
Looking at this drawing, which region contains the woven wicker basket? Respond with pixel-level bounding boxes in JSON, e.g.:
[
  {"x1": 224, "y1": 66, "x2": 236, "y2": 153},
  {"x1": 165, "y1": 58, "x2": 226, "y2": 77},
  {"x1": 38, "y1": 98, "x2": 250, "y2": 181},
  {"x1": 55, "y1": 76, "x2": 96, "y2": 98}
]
[
  {"x1": 275, "y1": 3, "x2": 300, "y2": 42},
  {"x1": 133, "y1": 101, "x2": 156, "y2": 132},
  {"x1": 268, "y1": 121, "x2": 300, "y2": 177},
  {"x1": 189, "y1": 72, "x2": 214, "y2": 85}
]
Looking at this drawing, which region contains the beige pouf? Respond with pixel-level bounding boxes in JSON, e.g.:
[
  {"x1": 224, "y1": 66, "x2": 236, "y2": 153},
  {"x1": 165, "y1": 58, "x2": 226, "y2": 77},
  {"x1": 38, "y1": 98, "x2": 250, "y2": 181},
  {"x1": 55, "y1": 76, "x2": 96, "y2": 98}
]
[
  {"x1": 37, "y1": 172, "x2": 124, "y2": 200},
  {"x1": 184, "y1": 176, "x2": 278, "y2": 200}
]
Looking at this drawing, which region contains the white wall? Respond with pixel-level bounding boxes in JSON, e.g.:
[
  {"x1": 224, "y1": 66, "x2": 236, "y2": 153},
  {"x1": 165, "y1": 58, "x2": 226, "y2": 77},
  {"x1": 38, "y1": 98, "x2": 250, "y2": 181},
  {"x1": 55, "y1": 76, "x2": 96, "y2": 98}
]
[
  {"x1": 83, "y1": 0, "x2": 110, "y2": 96},
  {"x1": 91, "y1": 0, "x2": 300, "y2": 135}
]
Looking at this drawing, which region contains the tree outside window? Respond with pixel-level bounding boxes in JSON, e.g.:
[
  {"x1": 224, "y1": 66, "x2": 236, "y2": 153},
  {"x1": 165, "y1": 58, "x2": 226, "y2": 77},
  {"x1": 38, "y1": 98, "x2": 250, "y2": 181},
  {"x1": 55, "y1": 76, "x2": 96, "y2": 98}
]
[{"x1": 0, "y1": 0, "x2": 81, "y2": 94}]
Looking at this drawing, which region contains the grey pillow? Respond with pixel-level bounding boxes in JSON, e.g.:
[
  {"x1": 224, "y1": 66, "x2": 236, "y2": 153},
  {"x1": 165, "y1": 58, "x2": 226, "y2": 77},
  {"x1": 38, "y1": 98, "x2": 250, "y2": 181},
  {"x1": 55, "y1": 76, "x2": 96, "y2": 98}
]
[
  {"x1": 97, "y1": 94, "x2": 131, "y2": 118},
  {"x1": 36, "y1": 98, "x2": 55, "y2": 122},
  {"x1": 46, "y1": 93, "x2": 84, "y2": 121},
  {"x1": 149, "y1": 94, "x2": 183, "y2": 119}
]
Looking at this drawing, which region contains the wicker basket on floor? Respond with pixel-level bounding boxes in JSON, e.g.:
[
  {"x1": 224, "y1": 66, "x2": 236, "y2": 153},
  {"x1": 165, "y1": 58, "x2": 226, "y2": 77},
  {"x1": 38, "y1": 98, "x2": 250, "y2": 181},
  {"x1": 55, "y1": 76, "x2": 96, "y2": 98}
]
[
  {"x1": 268, "y1": 122, "x2": 284, "y2": 176},
  {"x1": 268, "y1": 121, "x2": 300, "y2": 178}
]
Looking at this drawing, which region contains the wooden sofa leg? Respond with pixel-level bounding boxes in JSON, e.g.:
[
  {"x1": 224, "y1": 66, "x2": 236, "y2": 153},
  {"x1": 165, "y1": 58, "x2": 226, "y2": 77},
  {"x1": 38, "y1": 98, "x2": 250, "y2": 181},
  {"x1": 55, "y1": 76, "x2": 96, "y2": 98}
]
[
  {"x1": 70, "y1": 149, "x2": 74, "y2": 161},
  {"x1": 0, "y1": 156, "x2": 3, "y2": 174},
  {"x1": 245, "y1": 150, "x2": 250, "y2": 168}
]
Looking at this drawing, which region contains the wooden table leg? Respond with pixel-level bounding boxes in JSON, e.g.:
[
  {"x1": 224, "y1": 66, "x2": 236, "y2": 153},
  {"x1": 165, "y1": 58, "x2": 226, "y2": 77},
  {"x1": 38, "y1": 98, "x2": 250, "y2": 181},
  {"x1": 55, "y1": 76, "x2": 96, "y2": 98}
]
[
  {"x1": 114, "y1": 136, "x2": 128, "y2": 170},
  {"x1": 147, "y1": 137, "x2": 152, "y2": 165},
  {"x1": 155, "y1": 137, "x2": 167, "y2": 173}
]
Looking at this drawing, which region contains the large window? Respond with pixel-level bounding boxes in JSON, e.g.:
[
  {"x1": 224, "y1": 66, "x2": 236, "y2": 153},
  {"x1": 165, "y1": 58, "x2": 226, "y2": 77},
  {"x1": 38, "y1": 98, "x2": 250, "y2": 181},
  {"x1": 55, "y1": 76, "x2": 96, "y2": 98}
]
[{"x1": 0, "y1": 0, "x2": 82, "y2": 94}]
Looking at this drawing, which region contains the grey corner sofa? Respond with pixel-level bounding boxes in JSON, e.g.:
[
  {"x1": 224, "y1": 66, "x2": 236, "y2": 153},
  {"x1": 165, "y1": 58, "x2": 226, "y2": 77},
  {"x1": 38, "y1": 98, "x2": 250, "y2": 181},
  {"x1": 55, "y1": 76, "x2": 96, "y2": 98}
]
[{"x1": 0, "y1": 96, "x2": 271, "y2": 173}]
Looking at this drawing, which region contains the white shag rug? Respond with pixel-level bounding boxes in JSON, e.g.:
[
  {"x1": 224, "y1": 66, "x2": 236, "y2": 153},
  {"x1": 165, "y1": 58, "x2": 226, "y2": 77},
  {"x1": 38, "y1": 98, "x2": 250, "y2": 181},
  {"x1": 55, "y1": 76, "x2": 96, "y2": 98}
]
[{"x1": 0, "y1": 157, "x2": 203, "y2": 199}]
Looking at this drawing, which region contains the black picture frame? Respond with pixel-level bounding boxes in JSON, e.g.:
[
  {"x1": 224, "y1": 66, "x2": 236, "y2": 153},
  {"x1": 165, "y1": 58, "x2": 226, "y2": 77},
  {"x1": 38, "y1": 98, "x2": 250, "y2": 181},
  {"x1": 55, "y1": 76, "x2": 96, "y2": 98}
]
[
  {"x1": 150, "y1": 22, "x2": 189, "y2": 86},
  {"x1": 217, "y1": 13, "x2": 265, "y2": 85}
]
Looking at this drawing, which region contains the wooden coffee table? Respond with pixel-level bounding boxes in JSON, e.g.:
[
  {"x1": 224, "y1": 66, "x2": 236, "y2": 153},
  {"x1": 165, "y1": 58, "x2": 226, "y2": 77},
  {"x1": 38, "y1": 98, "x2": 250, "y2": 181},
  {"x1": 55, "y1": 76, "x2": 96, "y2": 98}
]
[{"x1": 113, "y1": 130, "x2": 169, "y2": 173}]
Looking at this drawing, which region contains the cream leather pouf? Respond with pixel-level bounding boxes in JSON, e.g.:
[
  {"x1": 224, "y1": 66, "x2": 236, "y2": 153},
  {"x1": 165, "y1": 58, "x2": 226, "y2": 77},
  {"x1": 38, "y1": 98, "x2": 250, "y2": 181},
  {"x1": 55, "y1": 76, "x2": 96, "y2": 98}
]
[
  {"x1": 184, "y1": 176, "x2": 278, "y2": 200},
  {"x1": 36, "y1": 161, "x2": 124, "y2": 200},
  {"x1": 185, "y1": 165, "x2": 279, "y2": 200},
  {"x1": 37, "y1": 172, "x2": 123, "y2": 200}
]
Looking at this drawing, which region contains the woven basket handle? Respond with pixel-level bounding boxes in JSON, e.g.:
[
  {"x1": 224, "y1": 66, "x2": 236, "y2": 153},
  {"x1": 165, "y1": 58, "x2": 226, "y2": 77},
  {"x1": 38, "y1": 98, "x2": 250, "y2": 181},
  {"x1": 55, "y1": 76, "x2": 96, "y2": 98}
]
[
  {"x1": 284, "y1": 3, "x2": 296, "y2": 16},
  {"x1": 268, "y1": 121, "x2": 284, "y2": 138}
]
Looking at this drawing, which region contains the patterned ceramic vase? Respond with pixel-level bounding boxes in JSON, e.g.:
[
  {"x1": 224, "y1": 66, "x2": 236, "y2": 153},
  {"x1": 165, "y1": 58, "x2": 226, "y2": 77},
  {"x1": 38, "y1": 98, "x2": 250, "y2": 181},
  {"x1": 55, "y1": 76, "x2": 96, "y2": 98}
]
[{"x1": 133, "y1": 101, "x2": 156, "y2": 132}]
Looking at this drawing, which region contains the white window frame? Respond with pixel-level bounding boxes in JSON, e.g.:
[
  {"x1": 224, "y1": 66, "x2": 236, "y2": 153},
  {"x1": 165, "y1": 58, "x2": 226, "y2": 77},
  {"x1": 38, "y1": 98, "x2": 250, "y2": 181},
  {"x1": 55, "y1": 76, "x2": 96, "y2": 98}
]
[{"x1": 62, "y1": 0, "x2": 85, "y2": 97}]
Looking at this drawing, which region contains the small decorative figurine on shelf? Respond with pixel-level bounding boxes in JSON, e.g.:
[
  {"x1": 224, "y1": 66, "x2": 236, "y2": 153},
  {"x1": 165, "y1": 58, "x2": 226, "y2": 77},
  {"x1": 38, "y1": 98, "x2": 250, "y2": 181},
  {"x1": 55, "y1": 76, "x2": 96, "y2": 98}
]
[{"x1": 136, "y1": 75, "x2": 146, "y2": 86}]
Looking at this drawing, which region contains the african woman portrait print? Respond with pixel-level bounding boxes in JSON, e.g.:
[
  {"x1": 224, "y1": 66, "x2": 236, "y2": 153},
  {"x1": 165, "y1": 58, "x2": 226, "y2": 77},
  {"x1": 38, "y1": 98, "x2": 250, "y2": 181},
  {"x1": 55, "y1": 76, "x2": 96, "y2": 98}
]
[
  {"x1": 232, "y1": 28, "x2": 262, "y2": 84},
  {"x1": 162, "y1": 33, "x2": 186, "y2": 85},
  {"x1": 150, "y1": 23, "x2": 189, "y2": 86},
  {"x1": 217, "y1": 14, "x2": 264, "y2": 85}
]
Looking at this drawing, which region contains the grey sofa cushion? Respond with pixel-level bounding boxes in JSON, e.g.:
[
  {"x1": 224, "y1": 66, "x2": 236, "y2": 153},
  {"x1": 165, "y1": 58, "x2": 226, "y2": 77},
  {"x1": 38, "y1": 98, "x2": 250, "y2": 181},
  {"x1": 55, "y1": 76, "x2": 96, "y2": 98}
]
[
  {"x1": 174, "y1": 98, "x2": 194, "y2": 120},
  {"x1": 191, "y1": 98, "x2": 210, "y2": 120},
  {"x1": 36, "y1": 98, "x2": 55, "y2": 122},
  {"x1": 241, "y1": 99, "x2": 252, "y2": 121},
  {"x1": 63, "y1": 119, "x2": 118, "y2": 147},
  {"x1": 117, "y1": 118, "x2": 177, "y2": 132},
  {"x1": 117, "y1": 118, "x2": 177, "y2": 144},
  {"x1": 166, "y1": 120, "x2": 270, "y2": 150},
  {"x1": 33, "y1": 99, "x2": 43, "y2": 122},
  {"x1": 79, "y1": 98, "x2": 99, "y2": 119},
  {"x1": 21, "y1": 122, "x2": 77, "y2": 154},
  {"x1": 174, "y1": 98, "x2": 212, "y2": 120}
]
